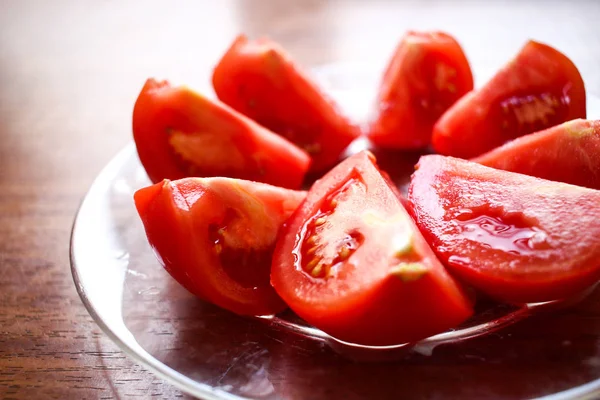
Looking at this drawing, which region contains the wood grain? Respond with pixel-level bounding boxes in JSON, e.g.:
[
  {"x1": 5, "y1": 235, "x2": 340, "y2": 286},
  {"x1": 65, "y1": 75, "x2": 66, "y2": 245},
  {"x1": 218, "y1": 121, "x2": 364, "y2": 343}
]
[{"x1": 1, "y1": 0, "x2": 600, "y2": 398}]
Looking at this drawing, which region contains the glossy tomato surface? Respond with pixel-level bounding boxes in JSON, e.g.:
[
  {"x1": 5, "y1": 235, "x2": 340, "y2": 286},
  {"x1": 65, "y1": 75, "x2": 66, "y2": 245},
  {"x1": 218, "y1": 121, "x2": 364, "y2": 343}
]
[
  {"x1": 473, "y1": 119, "x2": 600, "y2": 190},
  {"x1": 212, "y1": 35, "x2": 359, "y2": 172},
  {"x1": 432, "y1": 40, "x2": 586, "y2": 158},
  {"x1": 368, "y1": 31, "x2": 473, "y2": 149},
  {"x1": 271, "y1": 151, "x2": 473, "y2": 346},
  {"x1": 134, "y1": 177, "x2": 306, "y2": 316},
  {"x1": 132, "y1": 79, "x2": 310, "y2": 189},
  {"x1": 408, "y1": 155, "x2": 600, "y2": 304}
]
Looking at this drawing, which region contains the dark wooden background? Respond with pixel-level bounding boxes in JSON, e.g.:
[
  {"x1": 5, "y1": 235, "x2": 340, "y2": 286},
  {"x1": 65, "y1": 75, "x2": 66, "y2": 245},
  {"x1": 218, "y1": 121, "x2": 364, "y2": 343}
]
[{"x1": 1, "y1": 0, "x2": 600, "y2": 398}]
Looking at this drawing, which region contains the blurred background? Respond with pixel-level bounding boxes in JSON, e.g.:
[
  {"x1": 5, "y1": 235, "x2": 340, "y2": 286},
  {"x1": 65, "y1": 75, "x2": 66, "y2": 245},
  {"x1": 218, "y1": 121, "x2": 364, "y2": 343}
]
[
  {"x1": 1, "y1": 0, "x2": 599, "y2": 398},
  {"x1": 2, "y1": 0, "x2": 599, "y2": 184}
]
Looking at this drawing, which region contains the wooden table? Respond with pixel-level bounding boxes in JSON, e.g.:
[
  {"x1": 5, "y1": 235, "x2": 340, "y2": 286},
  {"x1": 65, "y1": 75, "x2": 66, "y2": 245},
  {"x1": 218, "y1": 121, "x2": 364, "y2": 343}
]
[{"x1": 2, "y1": 1, "x2": 600, "y2": 398}]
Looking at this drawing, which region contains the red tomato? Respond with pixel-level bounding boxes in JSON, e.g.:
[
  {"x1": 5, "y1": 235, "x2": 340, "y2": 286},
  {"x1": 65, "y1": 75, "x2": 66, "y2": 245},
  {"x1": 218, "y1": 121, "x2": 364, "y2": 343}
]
[
  {"x1": 134, "y1": 177, "x2": 306, "y2": 316},
  {"x1": 408, "y1": 155, "x2": 600, "y2": 304},
  {"x1": 271, "y1": 151, "x2": 473, "y2": 346},
  {"x1": 473, "y1": 119, "x2": 600, "y2": 190},
  {"x1": 212, "y1": 35, "x2": 360, "y2": 172},
  {"x1": 368, "y1": 31, "x2": 473, "y2": 149},
  {"x1": 132, "y1": 79, "x2": 310, "y2": 189},
  {"x1": 432, "y1": 40, "x2": 586, "y2": 158}
]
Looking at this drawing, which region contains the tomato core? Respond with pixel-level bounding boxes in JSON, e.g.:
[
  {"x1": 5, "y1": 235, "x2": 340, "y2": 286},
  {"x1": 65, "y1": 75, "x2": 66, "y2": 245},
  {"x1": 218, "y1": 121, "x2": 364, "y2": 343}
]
[
  {"x1": 495, "y1": 89, "x2": 571, "y2": 138},
  {"x1": 167, "y1": 129, "x2": 247, "y2": 174},
  {"x1": 208, "y1": 208, "x2": 273, "y2": 289},
  {"x1": 296, "y1": 178, "x2": 366, "y2": 279}
]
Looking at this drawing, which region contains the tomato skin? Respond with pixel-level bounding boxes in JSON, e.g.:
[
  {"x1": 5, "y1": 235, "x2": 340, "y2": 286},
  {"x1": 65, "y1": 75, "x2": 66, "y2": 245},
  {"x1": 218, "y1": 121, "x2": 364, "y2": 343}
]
[
  {"x1": 408, "y1": 155, "x2": 600, "y2": 304},
  {"x1": 432, "y1": 40, "x2": 586, "y2": 158},
  {"x1": 473, "y1": 119, "x2": 600, "y2": 190},
  {"x1": 134, "y1": 177, "x2": 306, "y2": 316},
  {"x1": 271, "y1": 151, "x2": 473, "y2": 346},
  {"x1": 368, "y1": 31, "x2": 473, "y2": 149},
  {"x1": 212, "y1": 35, "x2": 360, "y2": 172},
  {"x1": 132, "y1": 79, "x2": 310, "y2": 189}
]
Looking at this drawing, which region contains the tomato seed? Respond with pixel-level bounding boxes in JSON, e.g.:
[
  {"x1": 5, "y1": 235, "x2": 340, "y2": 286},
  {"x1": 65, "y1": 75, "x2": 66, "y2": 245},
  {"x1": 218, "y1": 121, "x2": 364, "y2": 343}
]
[
  {"x1": 306, "y1": 246, "x2": 319, "y2": 256},
  {"x1": 390, "y1": 262, "x2": 429, "y2": 282},
  {"x1": 311, "y1": 263, "x2": 323, "y2": 277},
  {"x1": 306, "y1": 257, "x2": 321, "y2": 271},
  {"x1": 338, "y1": 246, "x2": 351, "y2": 261},
  {"x1": 314, "y1": 217, "x2": 327, "y2": 227}
]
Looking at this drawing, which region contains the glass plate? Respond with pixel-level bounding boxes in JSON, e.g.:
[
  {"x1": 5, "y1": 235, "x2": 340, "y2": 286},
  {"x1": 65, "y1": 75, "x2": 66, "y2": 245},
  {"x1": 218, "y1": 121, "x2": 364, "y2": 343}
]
[{"x1": 71, "y1": 63, "x2": 600, "y2": 400}]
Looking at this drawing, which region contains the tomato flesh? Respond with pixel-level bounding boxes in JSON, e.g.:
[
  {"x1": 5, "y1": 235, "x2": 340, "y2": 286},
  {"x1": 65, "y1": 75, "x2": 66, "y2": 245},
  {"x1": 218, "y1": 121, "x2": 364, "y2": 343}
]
[
  {"x1": 432, "y1": 40, "x2": 586, "y2": 158},
  {"x1": 212, "y1": 35, "x2": 360, "y2": 172},
  {"x1": 133, "y1": 79, "x2": 310, "y2": 188},
  {"x1": 408, "y1": 155, "x2": 600, "y2": 304},
  {"x1": 473, "y1": 119, "x2": 600, "y2": 190},
  {"x1": 134, "y1": 177, "x2": 306, "y2": 316},
  {"x1": 368, "y1": 31, "x2": 473, "y2": 149},
  {"x1": 271, "y1": 151, "x2": 473, "y2": 346}
]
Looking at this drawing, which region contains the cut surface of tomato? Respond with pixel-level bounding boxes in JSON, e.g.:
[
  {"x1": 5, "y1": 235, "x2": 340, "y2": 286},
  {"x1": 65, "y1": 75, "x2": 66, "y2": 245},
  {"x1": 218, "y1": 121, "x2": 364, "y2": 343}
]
[
  {"x1": 271, "y1": 151, "x2": 473, "y2": 346},
  {"x1": 432, "y1": 40, "x2": 586, "y2": 158},
  {"x1": 368, "y1": 31, "x2": 473, "y2": 150},
  {"x1": 408, "y1": 155, "x2": 600, "y2": 304},
  {"x1": 212, "y1": 35, "x2": 359, "y2": 172},
  {"x1": 132, "y1": 78, "x2": 310, "y2": 189},
  {"x1": 473, "y1": 119, "x2": 600, "y2": 190},
  {"x1": 134, "y1": 177, "x2": 306, "y2": 316}
]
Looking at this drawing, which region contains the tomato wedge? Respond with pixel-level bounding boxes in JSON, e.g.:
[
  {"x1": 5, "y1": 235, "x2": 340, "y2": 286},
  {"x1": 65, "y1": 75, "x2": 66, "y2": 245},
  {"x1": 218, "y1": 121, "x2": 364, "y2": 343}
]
[
  {"x1": 408, "y1": 155, "x2": 600, "y2": 304},
  {"x1": 368, "y1": 31, "x2": 473, "y2": 149},
  {"x1": 133, "y1": 79, "x2": 310, "y2": 188},
  {"x1": 432, "y1": 40, "x2": 586, "y2": 158},
  {"x1": 134, "y1": 177, "x2": 306, "y2": 316},
  {"x1": 212, "y1": 35, "x2": 360, "y2": 172},
  {"x1": 473, "y1": 119, "x2": 600, "y2": 189},
  {"x1": 271, "y1": 151, "x2": 473, "y2": 346}
]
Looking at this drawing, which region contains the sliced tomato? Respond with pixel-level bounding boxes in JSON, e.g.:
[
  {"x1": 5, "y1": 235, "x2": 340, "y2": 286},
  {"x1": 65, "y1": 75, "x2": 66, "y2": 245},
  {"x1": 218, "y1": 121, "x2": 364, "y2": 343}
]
[
  {"x1": 472, "y1": 119, "x2": 600, "y2": 189},
  {"x1": 368, "y1": 31, "x2": 473, "y2": 149},
  {"x1": 212, "y1": 35, "x2": 360, "y2": 172},
  {"x1": 134, "y1": 177, "x2": 306, "y2": 316},
  {"x1": 408, "y1": 155, "x2": 600, "y2": 304},
  {"x1": 271, "y1": 151, "x2": 473, "y2": 346},
  {"x1": 132, "y1": 79, "x2": 310, "y2": 188},
  {"x1": 432, "y1": 40, "x2": 586, "y2": 158}
]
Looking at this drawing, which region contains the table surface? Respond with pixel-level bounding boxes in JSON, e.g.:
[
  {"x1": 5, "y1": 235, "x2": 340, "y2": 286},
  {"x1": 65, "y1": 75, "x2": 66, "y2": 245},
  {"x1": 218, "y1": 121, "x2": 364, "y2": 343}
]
[{"x1": 2, "y1": 0, "x2": 600, "y2": 399}]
